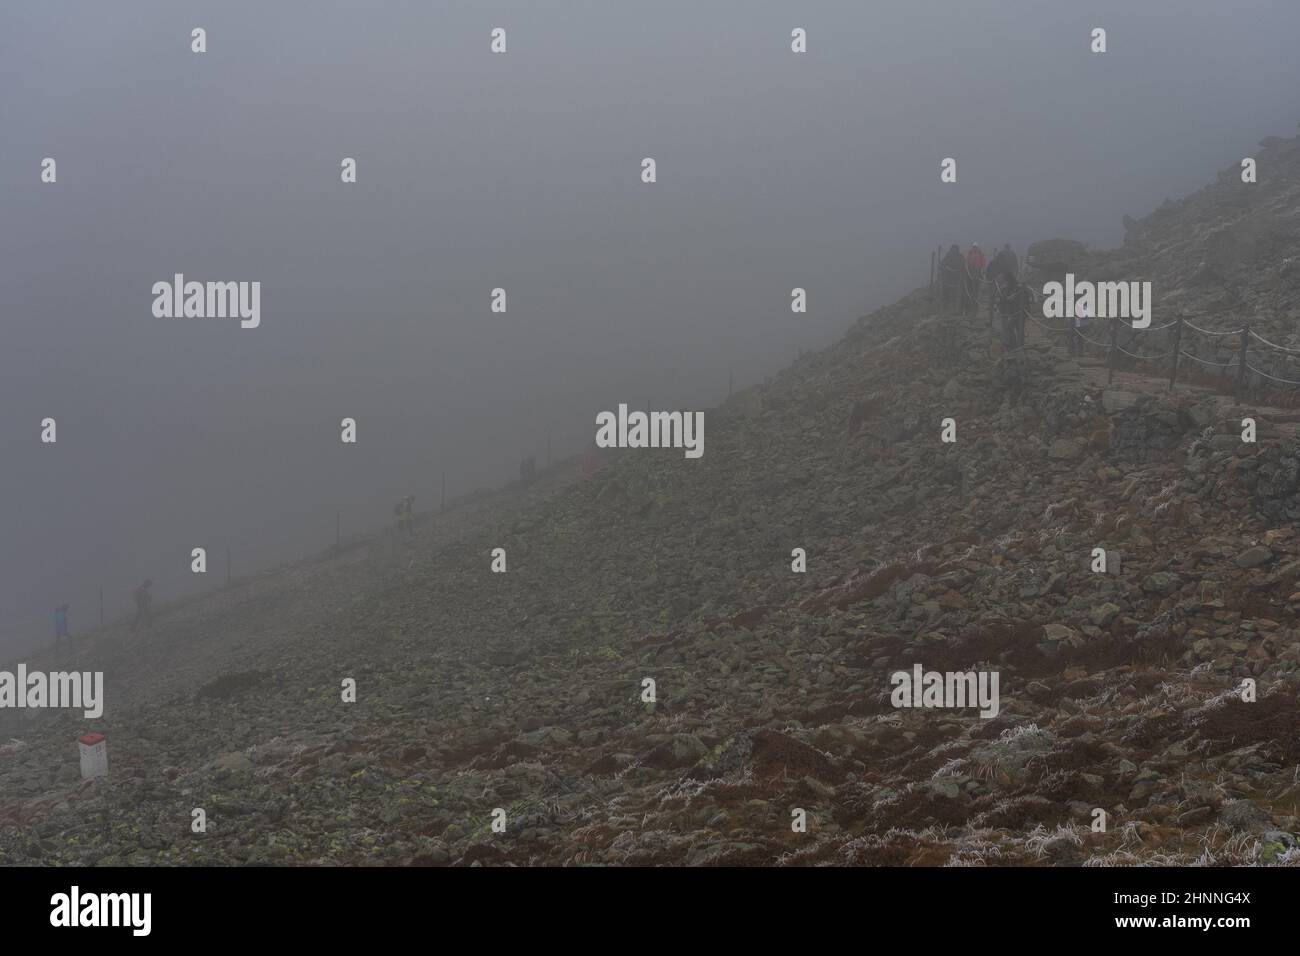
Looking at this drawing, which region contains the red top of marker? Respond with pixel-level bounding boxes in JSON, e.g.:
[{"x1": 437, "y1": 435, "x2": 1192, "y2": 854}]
[{"x1": 79, "y1": 733, "x2": 106, "y2": 746}]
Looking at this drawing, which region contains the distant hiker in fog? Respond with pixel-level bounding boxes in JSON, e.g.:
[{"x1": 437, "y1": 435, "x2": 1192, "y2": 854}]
[
  {"x1": 1069, "y1": 296, "x2": 1092, "y2": 355},
  {"x1": 997, "y1": 275, "x2": 1029, "y2": 349},
  {"x1": 993, "y1": 244, "x2": 1019, "y2": 282},
  {"x1": 963, "y1": 243, "x2": 986, "y2": 316},
  {"x1": 581, "y1": 444, "x2": 603, "y2": 479},
  {"x1": 941, "y1": 244, "x2": 964, "y2": 313},
  {"x1": 984, "y1": 247, "x2": 1016, "y2": 324},
  {"x1": 394, "y1": 495, "x2": 415, "y2": 536},
  {"x1": 520, "y1": 456, "x2": 537, "y2": 485},
  {"x1": 987, "y1": 244, "x2": 1018, "y2": 286},
  {"x1": 54, "y1": 603, "x2": 71, "y2": 656},
  {"x1": 131, "y1": 580, "x2": 153, "y2": 632},
  {"x1": 1002, "y1": 244, "x2": 1018, "y2": 280}
]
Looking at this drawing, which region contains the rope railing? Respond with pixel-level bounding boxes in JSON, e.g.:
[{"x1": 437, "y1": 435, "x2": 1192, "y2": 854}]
[
  {"x1": 1179, "y1": 351, "x2": 1235, "y2": 368},
  {"x1": 1137, "y1": 318, "x2": 1180, "y2": 333},
  {"x1": 931, "y1": 247, "x2": 1300, "y2": 398},
  {"x1": 1116, "y1": 344, "x2": 1175, "y2": 361},
  {"x1": 1246, "y1": 363, "x2": 1300, "y2": 386},
  {"x1": 1249, "y1": 328, "x2": 1300, "y2": 354},
  {"x1": 1183, "y1": 320, "x2": 1243, "y2": 337},
  {"x1": 1023, "y1": 311, "x2": 1069, "y2": 334},
  {"x1": 1076, "y1": 330, "x2": 1113, "y2": 350}
]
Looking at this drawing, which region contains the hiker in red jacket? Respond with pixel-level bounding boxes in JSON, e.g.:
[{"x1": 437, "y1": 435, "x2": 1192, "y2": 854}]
[{"x1": 963, "y1": 243, "x2": 987, "y2": 316}]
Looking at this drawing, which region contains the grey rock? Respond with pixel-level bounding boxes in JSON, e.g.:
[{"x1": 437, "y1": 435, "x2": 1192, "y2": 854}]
[
  {"x1": 212, "y1": 752, "x2": 253, "y2": 774},
  {"x1": 1142, "y1": 572, "x2": 1181, "y2": 595},
  {"x1": 1221, "y1": 799, "x2": 1272, "y2": 832},
  {"x1": 1234, "y1": 545, "x2": 1273, "y2": 569},
  {"x1": 1090, "y1": 603, "x2": 1121, "y2": 627},
  {"x1": 1048, "y1": 439, "x2": 1084, "y2": 461}
]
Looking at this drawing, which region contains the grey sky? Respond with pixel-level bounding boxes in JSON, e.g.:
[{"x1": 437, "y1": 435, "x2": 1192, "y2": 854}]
[{"x1": 2, "y1": 0, "x2": 1298, "y2": 653}]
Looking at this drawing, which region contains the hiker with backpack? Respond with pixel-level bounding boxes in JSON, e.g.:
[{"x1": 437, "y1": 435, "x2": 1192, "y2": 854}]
[
  {"x1": 1069, "y1": 296, "x2": 1092, "y2": 355},
  {"x1": 132, "y1": 581, "x2": 153, "y2": 632},
  {"x1": 394, "y1": 495, "x2": 415, "y2": 536},
  {"x1": 997, "y1": 274, "x2": 1030, "y2": 349},
  {"x1": 987, "y1": 244, "x2": 1018, "y2": 286}
]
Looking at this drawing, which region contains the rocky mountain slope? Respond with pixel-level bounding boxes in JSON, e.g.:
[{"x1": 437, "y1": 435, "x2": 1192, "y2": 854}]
[
  {"x1": 5, "y1": 143, "x2": 1300, "y2": 867},
  {"x1": 1029, "y1": 131, "x2": 1300, "y2": 384}
]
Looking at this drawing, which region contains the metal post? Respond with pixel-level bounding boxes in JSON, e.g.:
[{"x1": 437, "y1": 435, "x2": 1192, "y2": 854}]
[
  {"x1": 1107, "y1": 318, "x2": 1118, "y2": 385},
  {"x1": 1168, "y1": 318, "x2": 1183, "y2": 390},
  {"x1": 1236, "y1": 325, "x2": 1249, "y2": 395}
]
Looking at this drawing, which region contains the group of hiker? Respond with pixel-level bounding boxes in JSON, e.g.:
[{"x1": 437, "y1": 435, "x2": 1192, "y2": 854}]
[
  {"x1": 939, "y1": 241, "x2": 1095, "y2": 353},
  {"x1": 938, "y1": 242, "x2": 1031, "y2": 348},
  {"x1": 54, "y1": 579, "x2": 153, "y2": 657}
]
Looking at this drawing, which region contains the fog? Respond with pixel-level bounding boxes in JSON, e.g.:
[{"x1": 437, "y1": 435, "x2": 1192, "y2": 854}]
[{"x1": 2, "y1": 0, "x2": 1298, "y2": 655}]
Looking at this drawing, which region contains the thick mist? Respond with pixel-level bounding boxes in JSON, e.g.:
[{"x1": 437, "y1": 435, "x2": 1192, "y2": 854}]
[{"x1": 2, "y1": 0, "x2": 1299, "y2": 654}]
